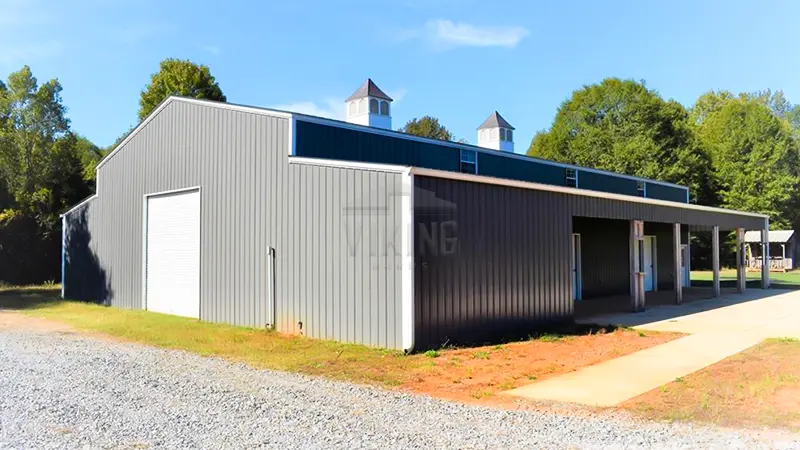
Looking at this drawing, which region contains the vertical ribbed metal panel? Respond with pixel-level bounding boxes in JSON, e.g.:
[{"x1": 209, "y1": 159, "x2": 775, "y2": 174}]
[
  {"x1": 573, "y1": 217, "x2": 630, "y2": 298},
  {"x1": 72, "y1": 101, "x2": 283, "y2": 328},
  {"x1": 413, "y1": 176, "x2": 573, "y2": 349},
  {"x1": 412, "y1": 175, "x2": 766, "y2": 348},
  {"x1": 62, "y1": 100, "x2": 406, "y2": 349},
  {"x1": 282, "y1": 163, "x2": 404, "y2": 349}
]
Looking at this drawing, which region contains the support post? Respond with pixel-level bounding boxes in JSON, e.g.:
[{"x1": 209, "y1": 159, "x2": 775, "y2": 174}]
[
  {"x1": 686, "y1": 231, "x2": 692, "y2": 287},
  {"x1": 630, "y1": 220, "x2": 645, "y2": 312},
  {"x1": 712, "y1": 225, "x2": 721, "y2": 297},
  {"x1": 782, "y1": 244, "x2": 786, "y2": 271},
  {"x1": 673, "y1": 223, "x2": 682, "y2": 304},
  {"x1": 762, "y1": 228, "x2": 771, "y2": 289},
  {"x1": 736, "y1": 228, "x2": 746, "y2": 293}
]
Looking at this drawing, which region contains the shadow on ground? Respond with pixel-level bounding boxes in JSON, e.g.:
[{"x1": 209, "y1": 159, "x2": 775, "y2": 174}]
[
  {"x1": 438, "y1": 323, "x2": 631, "y2": 350},
  {"x1": 576, "y1": 288, "x2": 796, "y2": 328},
  {"x1": 0, "y1": 290, "x2": 62, "y2": 310}
]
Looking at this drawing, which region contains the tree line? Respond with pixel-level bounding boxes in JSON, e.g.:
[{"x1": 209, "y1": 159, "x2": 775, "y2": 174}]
[
  {"x1": 528, "y1": 78, "x2": 800, "y2": 231},
  {"x1": 2, "y1": 60, "x2": 795, "y2": 284},
  {"x1": 402, "y1": 80, "x2": 800, "y2": 268}
]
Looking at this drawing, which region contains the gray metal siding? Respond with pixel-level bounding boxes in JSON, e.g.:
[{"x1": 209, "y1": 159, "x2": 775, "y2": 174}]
[
  {"x1": 284, "y1": 163, "x2": 404, "y2": 349},
  {"x1": 64, "y1": 100, "x2": 405, "y2": 349},
  {"x1": 63, "y1": 199, "x2": 109, "y2": 303}
]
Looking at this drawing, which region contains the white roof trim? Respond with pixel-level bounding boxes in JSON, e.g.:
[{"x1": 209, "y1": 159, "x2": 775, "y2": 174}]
[
  {"x1": 60, "y1": 194, "x2": 97, "y2": 217},
  {"x1": 294, "y1": 114, "x2": 688, "y2": 191},
  {"x1": 289, "y1": 156, "x2": 410, "y2": 174},
  {"x1": 410, "y1": 168, "x2": 769, "y2": 219},
  {"x1": 96, "y1": 97, "x2": 292, "y2": 171}
]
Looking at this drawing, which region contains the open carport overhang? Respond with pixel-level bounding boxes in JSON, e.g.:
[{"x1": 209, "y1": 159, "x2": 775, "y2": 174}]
[{"x1": 408, "y1": 167, "x2": 769, "y2": 232}]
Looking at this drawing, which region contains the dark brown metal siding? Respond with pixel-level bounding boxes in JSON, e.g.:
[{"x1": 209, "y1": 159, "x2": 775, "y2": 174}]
[
  {"x1": 413, "y1": 175, "x2": 766, "y2": 348},
  {"x1": 573, "y1": 218, "x2": 630, "y2": 298},
  {"x1": 413, "y1": 176, "x2": 573, "y2": 349}
]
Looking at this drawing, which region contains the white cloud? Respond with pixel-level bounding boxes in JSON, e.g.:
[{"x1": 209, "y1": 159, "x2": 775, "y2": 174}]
[
  {"x1": 272, "y1": 98, "x2": 346, "y2": 120},
  {"x1": 399, "y1": 19, "x2": 529, "y2": 50},
  {"x1": 202, "y1": 45, "x2": 221, "y2": 55},
  {"x1": 386, "y1": 88, "x2": 408, "y2": 103},
  {"x1": 272, "y1": 88, "x2": 408, "y2": 120}
]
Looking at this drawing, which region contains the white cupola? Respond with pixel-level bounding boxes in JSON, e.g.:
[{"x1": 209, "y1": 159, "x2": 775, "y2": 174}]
[
  {"x1": 477, "y1": 111, "x2": 515, "y2": 153},
  {"x1": 345, "y1": 79, "x2": 393, "y2": 129}
]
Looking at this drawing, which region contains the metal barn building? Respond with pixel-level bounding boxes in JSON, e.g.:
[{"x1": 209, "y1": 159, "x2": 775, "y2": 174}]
[{"x1": 62, "y1": 80, "x2": 771, "y2": 351}]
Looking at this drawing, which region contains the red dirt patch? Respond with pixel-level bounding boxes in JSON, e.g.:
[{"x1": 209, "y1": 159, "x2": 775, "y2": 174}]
[
  {"x1": 774, "y1": 387, "x2": 800, "y2": 415},
  {"x1": 400, "y1": 328, "x2": 681, "y2": 407},
  {"x1": 622, "y1": 338, "x2": 800, "y2": 431},
  {"x1": 0, "y1": 311, "x2": 74, "y2": 332}
]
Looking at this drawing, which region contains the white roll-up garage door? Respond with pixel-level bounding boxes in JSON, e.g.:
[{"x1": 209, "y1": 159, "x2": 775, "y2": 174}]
[{"x1": 145, "y1": 189, "x2": 200, "y2": 318}]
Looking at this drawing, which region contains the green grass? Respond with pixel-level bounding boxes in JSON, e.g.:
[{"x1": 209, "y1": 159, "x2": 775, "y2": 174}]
[
  {"x1": 691, "y1": 269, "x2": 800, "y2": 286},
  {"x1": 472, "y1": 351, "x2": 490, "y2": 360},
  {"x1": 535, "y1": 333, "x2": 564, "y2": 343},
  {"x1": 0, "y1": 282, "x2": 61, "y2": 295},
  {"x1": 0, "y1": 289, "x2": 435, "y2": 387}
]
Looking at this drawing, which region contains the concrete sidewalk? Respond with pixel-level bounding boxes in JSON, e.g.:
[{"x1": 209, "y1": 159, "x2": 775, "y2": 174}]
[{"x1": 505, "y1": 289, "x2": 800, "y2": 406}]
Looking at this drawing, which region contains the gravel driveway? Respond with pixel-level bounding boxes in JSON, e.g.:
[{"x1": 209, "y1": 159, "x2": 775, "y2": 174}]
[{"x1": 1, "y1": 322, "x2": 799, "y2": 450}]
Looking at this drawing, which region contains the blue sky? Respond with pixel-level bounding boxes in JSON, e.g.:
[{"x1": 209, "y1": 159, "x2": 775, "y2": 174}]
[{"x1": 3, "y1": 0, "x2": 800, "y2": 150}]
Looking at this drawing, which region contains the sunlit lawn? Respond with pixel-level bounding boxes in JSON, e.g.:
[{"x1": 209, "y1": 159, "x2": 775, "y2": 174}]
[{"x1": 691, "y1": 270, "x2": 800, "y2": 286}]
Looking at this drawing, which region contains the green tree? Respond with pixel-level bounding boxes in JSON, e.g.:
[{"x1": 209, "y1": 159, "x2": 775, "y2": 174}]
[
  {"x1": 529, "y1": 78, "x2": 713, "y2": 203},
  {"x1": 139, "y1": 58, "x2": 226, "y2": 121},
  {"x1": 695, "y1": 96, "x2": 800, "y2": 229},
  {"x1": 690, "y1": 90, "x2": 735, "y2": 124},
  {"x1": 744, "y1": 89, "x2": 800, "y2": 137},
  {"x1": 0, "y1": 66, "x2": 70, "y2": 212},
  {"x1": 72, "y1": 134, "x2": 105, "y2": 182},
  {"x1": 0, "y1": 66, "x2": 90, "y2": 284},
  {"x1": 400, "y1": 116, "x2": 455, "y2": 141}
]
